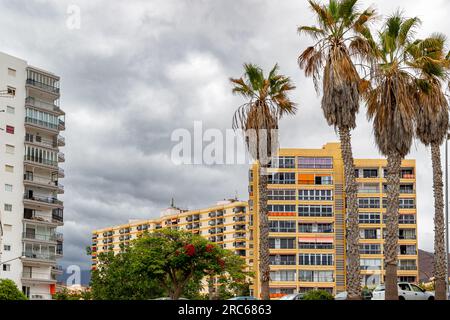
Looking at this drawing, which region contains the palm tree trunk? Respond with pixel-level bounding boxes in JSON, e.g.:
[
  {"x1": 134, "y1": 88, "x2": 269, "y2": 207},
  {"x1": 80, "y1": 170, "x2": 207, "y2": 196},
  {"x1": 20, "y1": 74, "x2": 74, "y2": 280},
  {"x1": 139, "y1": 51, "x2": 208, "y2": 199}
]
[
  {"x1": 385, "y1": 151, "x2": 402, "y2": 300},
  {"x1": 431, "y1": 142, "x2": 447, "y2": 300},
  {"x1": 338, "y1": 126, "x2": 361, "y2": 300},
  {"x1": 208, "y1": 275, "x2": 215, "y2": 300},
  {"x1": 258, "y1": 163, "x2": 270, "y2": 300}
]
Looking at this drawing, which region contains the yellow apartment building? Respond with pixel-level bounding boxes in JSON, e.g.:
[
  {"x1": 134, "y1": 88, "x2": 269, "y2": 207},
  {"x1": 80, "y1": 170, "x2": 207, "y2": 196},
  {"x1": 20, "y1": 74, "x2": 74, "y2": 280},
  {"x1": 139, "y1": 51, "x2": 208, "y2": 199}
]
[
  {"x1": 248, "y1": 142, "x2": 419, "y2": 298},
  {"x1": 91, "y1": 142, "x2": 419, "y2": 298}
]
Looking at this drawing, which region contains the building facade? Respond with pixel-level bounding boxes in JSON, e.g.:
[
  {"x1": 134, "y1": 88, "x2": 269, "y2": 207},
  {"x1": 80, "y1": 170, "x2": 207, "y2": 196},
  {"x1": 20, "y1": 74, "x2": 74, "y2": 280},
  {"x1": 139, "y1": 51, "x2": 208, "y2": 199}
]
[
  {"x1": 90, "y1": 142, "x2": 419, "y2": 298},
  {"x1": 0, "y1": 52, "x2": 65, "y2": 299},
  {"x1": 248, "y1": 143, "x2": 419, "y2": 297},
  {"x1": 91, "y1": 200, "x2": 250, "y2": 270}
]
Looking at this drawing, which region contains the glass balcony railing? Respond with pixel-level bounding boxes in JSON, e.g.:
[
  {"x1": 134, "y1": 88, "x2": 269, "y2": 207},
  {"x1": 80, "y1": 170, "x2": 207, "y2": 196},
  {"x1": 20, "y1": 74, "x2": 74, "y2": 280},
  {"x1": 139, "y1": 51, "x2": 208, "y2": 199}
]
[
  {"x1": 24, "y1": 194, "x2": 63, "y2": 206},
  {"x1": 26, "y1": 79, "x2": 60, "y2": 94},
  {"x1": 24, "y1": 155, "x2": 58, "y2": 167},
  {"x1": 22, "y1": 232, "x2": 57, "y2": 242},
  {"x1": 25, "y1": 116, "x2": 59, "y2": 131},
  {"x1": 22, "y1": 251, "x2": 56, "y2": 261},
  {"x1": 25, "y1": 97, "x2": 62, "y2": 113}
]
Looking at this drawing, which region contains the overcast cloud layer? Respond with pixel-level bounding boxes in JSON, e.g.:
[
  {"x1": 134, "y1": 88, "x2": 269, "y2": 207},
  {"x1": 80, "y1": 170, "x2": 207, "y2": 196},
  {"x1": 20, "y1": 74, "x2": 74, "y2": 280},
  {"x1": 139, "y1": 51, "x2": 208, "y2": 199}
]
[{"x1": 1, "y1": 0, "x2": 449, "y2": 270}]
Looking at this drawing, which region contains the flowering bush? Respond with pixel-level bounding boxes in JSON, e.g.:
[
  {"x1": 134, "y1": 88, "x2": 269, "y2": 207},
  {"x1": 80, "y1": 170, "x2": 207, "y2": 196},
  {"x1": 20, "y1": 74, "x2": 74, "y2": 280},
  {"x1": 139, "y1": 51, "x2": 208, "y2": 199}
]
[{"x1": 184, "y1": 244, "x2": 196, "y2": 257}]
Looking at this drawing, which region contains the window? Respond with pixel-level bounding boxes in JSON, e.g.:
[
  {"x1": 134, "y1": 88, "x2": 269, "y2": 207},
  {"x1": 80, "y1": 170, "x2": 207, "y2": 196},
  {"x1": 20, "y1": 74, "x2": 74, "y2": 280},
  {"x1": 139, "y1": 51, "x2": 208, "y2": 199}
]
[
  {"x1": 269, "y1": 238, "x2": 296, "y2": 249},
  {"x1": 359, "y1": 213, "x2": 380, "y2": 224},
  {"x1": 358, "y1": 183, "x2": 380, "y2": 193},
  {"x1": 362, "y1": 169, "x2": 378, "y2": 178},
  {"x1": 298, "y1": 189, "x2": 333, "y2": 201},
  {"x1": 398, "y1": 214, "x2": 416, "y2": 224},
  {"x1": 298, "y1": 223, "x2": 333, "y2": 233},
  {"x1": 7, "y1": 86, "x2": 15, "y2": 96},
  {"x1": 398, "y1": 259, "x2": 417, "y2": 270},
  {"x1": 268, "y1": 189, "x2": 296, "y2": 200},
  {"x1": 270, "y1": 270, "x2": 296, "y2": 281},
  {"x1": 5, "y1": 165, "x2": 14, "y2": 173},
  {"x1": 298, "y1": 157, "x2": 333, "y2": 169},
  {"x1": 359, "y1": 228, "x2": 381, "y2": 239},
  {"x1": 358, "y1": 198, "x2": 380, "y2": 209},
  {"x1": 359, "y1": 244, "x2": 381, "y2": 254},
  {"x1": 299, "y1": 270, "x2": 334, "y2": 282},
  {"x1": 269, "y1": 220, "x2": 296, "y2": 233},
  {"x1": 5, "y1": 125, "x2": 14, "y2": 134},
  {"x1": 2, "y1": 264, "x2": 11, "y2": 271},
  {"x1": 3, "y1": 245, "x2": 11, "y2": 251},
  {"x1": 299, "y1": 253, "x2": 333, "y2": 266},
  {"x1": 269, "y1": 156, "x2": 295, "y2": 168},
  {"x1": 268, "y1": 172, "x2": 295, "y2": 184},
  {"x1": 5, "y1": 184, "x2": 13, "y2": 192},
  {"x1": 268, "y1": 205, "x2": 296, "y2": 213},
  {"x1": 298, "y1": 242, "x2": 333, "y2": 249},
  {"x1": 399, "y1": 245, "x2": 416, "y2": 255},
  {"x1": 8, "y1": 68, "x2": 16, "y2": 76},
  {"x1": 399, "y1": 229, "x2": 416, "y2": 240},
  {"x1": 4, "y1": 204, "x2": 12, "y2": 212},
  {"x1": 5, "y1": 144, "x2": 15, "y2": 154},
  {"x1": 6, "y1": 106, "x2": 15, "y2": 114},
  {"x1": 269, "y1": 255, "x2": 296, "y2": 265},
  {"x1": 360, "y1": 259, "x2": 382, "y2": 270},
  {"x1": 399, "y1": 198, "x2": 415, "y2": 209},
  {"x1": 298, "y1": 205, "x2": 333, "y2": 217}
]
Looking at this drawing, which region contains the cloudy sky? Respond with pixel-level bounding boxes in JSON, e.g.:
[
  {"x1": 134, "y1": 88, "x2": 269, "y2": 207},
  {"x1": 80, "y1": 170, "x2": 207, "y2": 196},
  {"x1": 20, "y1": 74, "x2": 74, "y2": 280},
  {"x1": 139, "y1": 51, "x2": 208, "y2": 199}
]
[{"x1": 1, "y1": 0, "x2": 449, "y2": 271}]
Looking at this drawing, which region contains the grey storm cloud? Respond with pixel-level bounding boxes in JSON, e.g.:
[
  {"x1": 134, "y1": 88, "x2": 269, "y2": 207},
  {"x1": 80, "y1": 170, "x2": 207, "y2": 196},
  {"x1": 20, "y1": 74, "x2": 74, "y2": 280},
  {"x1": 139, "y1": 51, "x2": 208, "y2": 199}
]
[{"x1": 0, "y1": 0, "x2": 449, "y2": 270}]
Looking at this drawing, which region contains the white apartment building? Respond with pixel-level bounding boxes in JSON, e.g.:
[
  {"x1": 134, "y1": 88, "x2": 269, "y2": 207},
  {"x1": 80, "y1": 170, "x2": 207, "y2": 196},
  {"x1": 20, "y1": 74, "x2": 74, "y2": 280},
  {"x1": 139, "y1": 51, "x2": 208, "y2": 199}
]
[{"x1": 0, "y1": 52, "x2": 65, "y2": 299}]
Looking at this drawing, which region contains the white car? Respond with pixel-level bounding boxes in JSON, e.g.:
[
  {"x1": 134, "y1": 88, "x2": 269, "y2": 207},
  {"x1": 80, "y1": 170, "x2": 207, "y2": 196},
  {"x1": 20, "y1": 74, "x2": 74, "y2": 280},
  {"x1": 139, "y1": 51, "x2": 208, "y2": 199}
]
[
  {"x1": 278, "y1": 293, "x2": 305, "y2": 300},
  {"x1": 371, "y1": 283, "x2": 435, "y2": 300}
]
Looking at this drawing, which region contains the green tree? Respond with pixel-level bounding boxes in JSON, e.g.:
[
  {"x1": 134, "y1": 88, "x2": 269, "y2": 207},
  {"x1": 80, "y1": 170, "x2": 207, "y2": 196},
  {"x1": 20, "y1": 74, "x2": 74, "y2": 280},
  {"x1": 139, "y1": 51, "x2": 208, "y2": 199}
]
[
  {"x1": 230, "y1": 63, "x2": 297, "y2": 299},
  {"x1": 362, "y1": 12, "x2": 421, "y2": 300},
  {"x1": 0, "y1": 279, "x2": 27, "y2": 300},
  {"x1": 302, "y1": 289, "x2": 334, "y2": 300},
  {"x1": 90, "y1": 248, "x2": 165, "y2": 300},
  {"x1": 131, "y1": 229, "x2": 249, "y2": 300},
  {"x1": 409, "y1": 34, "x2": 450, "y2": 300},
  {"x1": 297, "y1": 0, "x2": 375, "y2": 299}
]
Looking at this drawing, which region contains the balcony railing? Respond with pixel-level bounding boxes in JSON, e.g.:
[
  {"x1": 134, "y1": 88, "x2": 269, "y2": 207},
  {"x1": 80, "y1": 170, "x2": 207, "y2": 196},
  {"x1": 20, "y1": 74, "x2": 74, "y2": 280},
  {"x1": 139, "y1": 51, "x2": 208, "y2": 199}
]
[
  {"x1": 398, "y1": 265, "x2": 417, "y2": 270},
  {"x1": 25, "y1": 134, "x2": 55, "y2": 149},
  {"x1": 25, "y1": 97, "x2": 61, "y2": 113},
  {"x1": 22, "y1": 271, "x2": 57, "y2": 281},
  {"x1": 25, "y1": 116, "x2": 59, "y2": 131},
  {"x1": 24, "y1": 155, "x2": 58, "y2": 167},
  {"x1": 22, "y1": 232, "x2": 57, "y2": 242},
  {"x1": 22, "y1": 251, "x2": 56, "y2": 261},
  {"x1": 52, "y1": 209, "x2": 64, "y2": 223},
  {"x1": 26, "y1": 79, "x2": 60, "y2": 94},
  {"x1": 58, "y1": 152, "x2": 65, "y2": 162},
  {"x1": 24, "y1": 194, "x2": 63, "y2": 206},
  {"x1": 57, "y1": 135, "x2": 65, "y2": 146}
]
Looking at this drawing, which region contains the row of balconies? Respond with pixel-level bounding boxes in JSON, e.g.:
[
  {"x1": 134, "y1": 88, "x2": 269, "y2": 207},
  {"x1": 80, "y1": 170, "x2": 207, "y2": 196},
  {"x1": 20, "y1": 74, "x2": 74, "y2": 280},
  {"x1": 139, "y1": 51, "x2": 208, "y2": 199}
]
[{"x1": 23, "y1": 208, "x2": 64, "y2": 224}]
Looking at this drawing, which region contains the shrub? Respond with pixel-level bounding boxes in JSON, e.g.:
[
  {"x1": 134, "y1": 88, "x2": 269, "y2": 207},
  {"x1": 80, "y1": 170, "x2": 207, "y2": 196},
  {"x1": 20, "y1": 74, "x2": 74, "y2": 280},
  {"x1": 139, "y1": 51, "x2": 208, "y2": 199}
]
[{"x1": 302, "y1": 289, "x2": 334, "y2": 300}]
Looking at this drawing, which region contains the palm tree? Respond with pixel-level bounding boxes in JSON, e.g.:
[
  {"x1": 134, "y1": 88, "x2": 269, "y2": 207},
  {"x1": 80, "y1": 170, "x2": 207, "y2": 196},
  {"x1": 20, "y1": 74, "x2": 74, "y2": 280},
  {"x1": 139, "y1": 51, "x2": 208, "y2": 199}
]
[
  {"x1": 362, "y1": 12, "x2": 421, "y2": 300},
  {"x1": 298, "y1": 0, "x2": 376, "y2": 299},
  {"x1": 409, "y1": 34, "x2": 450, "y2": 300},
  {"x1": 230, "y1": 63, "x2": 297, "y2": 300}
]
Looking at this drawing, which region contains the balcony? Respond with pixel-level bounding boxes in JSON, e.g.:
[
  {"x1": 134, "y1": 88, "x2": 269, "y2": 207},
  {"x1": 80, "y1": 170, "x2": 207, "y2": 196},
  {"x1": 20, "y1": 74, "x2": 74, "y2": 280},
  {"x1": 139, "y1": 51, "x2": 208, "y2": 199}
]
[
  {"x1": 22, "y1": 232, "x2": 58, "y2": 242},
  {"x1": 25, "y1": 134, "x2": 56, "y2": 149},
  {"x1": 58, "y1": 168, "x2": 65, "y2": 178},
  {"x1": 25, "y1": 97, "x2": 64, "y2": 115},
  {"x1": 24, "y1": 193, "x2": 63, "y2": 207},
  {"x1": 58, "y1": 152, "x2": 65, "y2": 163},
  {"x1": 52, "y1": 209, "x2": 64, "y2": 224},
  {"x1": 57, "y1": 135, "x2": 65, "y2": 146},
  {"x1": 24, "y1": 154, "x2": 58, "y2": 168},
  {"x1": 25, "y1": 116, "x2": 59, "y2": 132},
  {"x1": 58, "y1": 119, "x2": 66, "y2": 131},
  {"x1": 23, "y1": 174, "x2": 61, "y2": 191},
  {"x1": 23, "y1": 210, "x2": 59, "y2": 225},
  {"x1": 22, "y1": 271, "x2": 57, "y2": 284},
  {"x1": 22, "y1": 251, "x2": 56, "y2": 262},
  {"x1": 51, "y1": 265, "x2": 63, "y2": 274},
  {"x1": 26, "y1": 78, "x2": 60, "y2": 95}
]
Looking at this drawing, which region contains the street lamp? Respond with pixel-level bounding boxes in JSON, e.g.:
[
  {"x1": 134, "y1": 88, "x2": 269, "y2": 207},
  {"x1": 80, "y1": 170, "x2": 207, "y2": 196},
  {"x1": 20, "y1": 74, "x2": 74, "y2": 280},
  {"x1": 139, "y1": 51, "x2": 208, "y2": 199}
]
[{"x1": 0, "y1": 255, "x2": 26, "y2": 266}]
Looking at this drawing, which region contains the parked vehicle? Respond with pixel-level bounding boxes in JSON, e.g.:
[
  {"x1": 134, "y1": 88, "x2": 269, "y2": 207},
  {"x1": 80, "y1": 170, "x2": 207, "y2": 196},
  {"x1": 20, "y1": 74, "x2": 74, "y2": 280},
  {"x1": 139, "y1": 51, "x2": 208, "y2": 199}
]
[
  {"x1": 334, "y1": 289, "x2": 372, "y2": 300},
  {"x1": 153, "y1": 297, "x2": 189, "y2": 300},
  {"x1": 228, "y1": 296, "x2": 258, "y2": 300},
  {"x1": 371, "y1": 283, "x2": 435, "y2": 300},
  {"x1": 278, "y1": 293, "x2": 305, "y2": 300}
]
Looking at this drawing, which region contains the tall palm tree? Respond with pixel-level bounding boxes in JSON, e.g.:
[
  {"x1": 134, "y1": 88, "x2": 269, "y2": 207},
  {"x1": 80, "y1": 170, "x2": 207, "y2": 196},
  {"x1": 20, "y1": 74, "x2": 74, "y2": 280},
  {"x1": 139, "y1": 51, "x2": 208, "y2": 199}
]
[
  {"x1": 230, "y1": 63, "x2": 297, "y2": 300},
  {"x1": 362, "y1": 12, "x2": 421, "y2": 300},
  {"x1": 409, "y1": 34, "x2": 450, "y2": 300},
  {"x1": 298, "y1": 0, "x2": 376, "y2": 299}
]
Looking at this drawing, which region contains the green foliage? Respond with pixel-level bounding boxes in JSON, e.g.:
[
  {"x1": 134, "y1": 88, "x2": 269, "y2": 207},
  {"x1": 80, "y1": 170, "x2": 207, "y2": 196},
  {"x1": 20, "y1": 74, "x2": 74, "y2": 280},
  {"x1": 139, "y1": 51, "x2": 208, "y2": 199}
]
[
  {"x1": 52, "y1": 288, "x2": 92, "y2": 300},
  {"x1": 302, "y1": 289, "x2": 334, "y2": 300},
  {"x1": 0, "y1": 279, "x2": 28, "y2": 300},
  {"x1": 90, "y1": 229, "x2": 249, "y2": 300}
]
